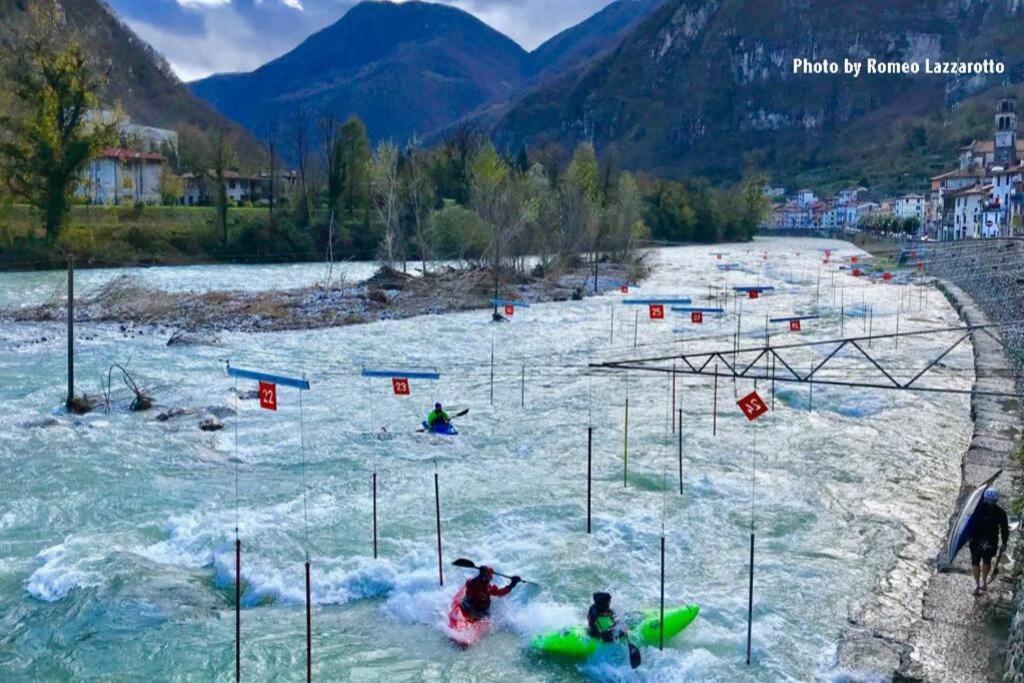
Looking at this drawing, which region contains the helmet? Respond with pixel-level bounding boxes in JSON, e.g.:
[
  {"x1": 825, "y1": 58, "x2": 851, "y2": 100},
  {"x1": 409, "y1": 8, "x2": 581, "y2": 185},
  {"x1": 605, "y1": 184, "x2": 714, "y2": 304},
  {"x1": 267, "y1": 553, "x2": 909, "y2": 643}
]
[
  {"x1": 593, "y1": 592, "x2": 612, "y2": 609},
  {"x1": 984, "y1": 488, "x2": 1000, "y2": 503},
  {"x1": 435, "y1": 403, "x2": 443, "y2": 411},
  {"x1": 478, "y1": 565, "x2": 494, "y2": 578}
]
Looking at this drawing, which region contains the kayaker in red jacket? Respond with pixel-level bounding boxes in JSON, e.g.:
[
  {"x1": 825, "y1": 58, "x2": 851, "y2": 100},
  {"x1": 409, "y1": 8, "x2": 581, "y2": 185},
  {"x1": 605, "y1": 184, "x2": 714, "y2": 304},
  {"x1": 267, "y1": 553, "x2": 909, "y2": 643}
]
[{"x1": 460, "y1": 566, "x2": 521, "y2": 619}]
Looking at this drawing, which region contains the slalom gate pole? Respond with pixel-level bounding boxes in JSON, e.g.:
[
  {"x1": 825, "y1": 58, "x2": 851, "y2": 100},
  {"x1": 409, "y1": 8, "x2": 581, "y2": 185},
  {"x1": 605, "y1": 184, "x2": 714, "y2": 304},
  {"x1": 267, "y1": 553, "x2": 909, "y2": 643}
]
[
  {"x1": 434, "y1": 473, "x2": 444, "y2": 586},
  {"x1": 840, "y1": 289, "x2": 845, "y2": 336},
  {"x1": 633, "y1": 309, "x2": 639, "y2": 348},
  {"x1": 712, "y1": 365, "x2": 718, "y2": 436},
  {"x1": 610, "y1": 306, "x2": 614, "y2": 344},
  {"x1": 66, "y1": 255, "x2": 74, "y2": 403},
  {"x1": 895, "y1": 308, "x2": 901, "y2": 350},
  {"x1": 868, "y1": 306, "x2": 874, "y2": 348},
  {"x1": 677, "y1": 409, "x2": 683, "y2": 495},
  {"x1": 770, "y1": 356, "x2": 776, "y2": 410},
  {"x1": 808, "y1": 358, "x2": 814, "y2": 410},
  {"x1": 659, "y1": 535, "x2": 666, "y2": 651},
  {"x1": 305, "y1": 560, "x2": 312, "y2": 682},
  {"x1": 372, "y1": 473, "x2": 378, "y2": 558},
  {"x1": 746, "y1": 531, "x2": 754, "y2": 665},
  {"x1": 623, "y1": 397, "x2": 630, "y2": 486},
  {"x1": 520, "y1": 361, "x2": 525, "y2": 408},
  {"x1": 587, "y1": 426, "x2": 593, "y2": 534},
  {"x1": 235, "y1": 538, "x2": 241, "y2": 681},
  {"x1": 489, "y1": 334, "x2": 495, "y2": 405},
  {"x1": 671, "y1": 364, "x2": 677, "y2": 433}
]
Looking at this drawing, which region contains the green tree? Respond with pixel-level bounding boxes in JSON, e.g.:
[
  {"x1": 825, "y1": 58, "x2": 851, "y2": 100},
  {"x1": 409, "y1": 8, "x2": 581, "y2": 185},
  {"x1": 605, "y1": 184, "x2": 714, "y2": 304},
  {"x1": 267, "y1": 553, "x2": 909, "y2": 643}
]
[
  {"x1": 558, "y1": 143, "x2": 602, "y2": 261},
  {"x1": 158, "y1": 171, "x2": 183, "y2": 206},
  {"x1": 0, "y1": 2, "x2": 118, "y2": 239},
  {"x1": 336, "y1": 118, "x2": 371, "y2": 220},
  {"x1": 211, "y1": 129, "x2": 235, "y2": 243},
  {"x1": 371, "y1": 141, "x2": 402, "y2": 267}
]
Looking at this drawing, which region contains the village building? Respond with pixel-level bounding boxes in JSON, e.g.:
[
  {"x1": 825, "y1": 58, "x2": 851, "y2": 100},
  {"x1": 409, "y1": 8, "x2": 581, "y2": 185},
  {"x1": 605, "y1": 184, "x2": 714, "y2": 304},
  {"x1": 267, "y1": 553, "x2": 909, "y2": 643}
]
[
  {"x1": 949, "y1": 185, "x2": 989, "y2": 240},
  {"x1": 892, "y1": 193, "x2": 926, "y2": 223},
  {"x1": 182, "y1": 171, "x2": 298, "y2": 207},
  {"x1": 80, "y1": 148, "x2": 166, "y2": 205}
]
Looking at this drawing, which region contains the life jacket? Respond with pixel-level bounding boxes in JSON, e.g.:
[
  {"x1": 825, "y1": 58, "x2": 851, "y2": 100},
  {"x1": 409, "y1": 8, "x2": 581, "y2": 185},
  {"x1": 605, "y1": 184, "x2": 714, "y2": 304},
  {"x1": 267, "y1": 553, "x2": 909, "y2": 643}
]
[
  {"x1": 461, "y1": 574, "x2": 512, "y2": 617},
  {"x1": 587, "y1": 605, "x2": 616, "y2": 641}
]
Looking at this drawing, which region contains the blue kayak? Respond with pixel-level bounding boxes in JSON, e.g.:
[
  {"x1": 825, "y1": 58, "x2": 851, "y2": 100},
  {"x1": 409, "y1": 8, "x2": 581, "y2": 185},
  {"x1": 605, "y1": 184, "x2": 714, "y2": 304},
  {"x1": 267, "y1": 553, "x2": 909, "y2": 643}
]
[
  {"x1": 940, "y1": 469, "x2": 1001, "y2": 569},
  {"x1": 422, "y1": 420, "x2": 458, "y2": 436}
]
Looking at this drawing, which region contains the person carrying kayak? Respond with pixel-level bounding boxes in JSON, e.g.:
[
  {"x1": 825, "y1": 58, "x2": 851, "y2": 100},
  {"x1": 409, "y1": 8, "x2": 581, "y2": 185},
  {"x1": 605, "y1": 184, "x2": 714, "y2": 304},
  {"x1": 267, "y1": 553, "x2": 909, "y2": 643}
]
[
  {"x1": 969, "y1": 488, "x2": 1009, "y2": 595},
  {"x1": 426, "y1": 403, "x2": 450, "y2": 430},
  {"x1": 460, "y1": 565, "x2": 521, "y2": 620},
  {"x1": 587, "y1": 592, "x2": 619, "y2": 642}
]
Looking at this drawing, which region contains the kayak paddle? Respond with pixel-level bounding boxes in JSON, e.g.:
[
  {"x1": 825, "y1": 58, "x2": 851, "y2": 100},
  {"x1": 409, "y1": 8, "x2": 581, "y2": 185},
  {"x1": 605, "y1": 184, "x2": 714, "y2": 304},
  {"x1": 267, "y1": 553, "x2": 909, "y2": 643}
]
[
  {"x1": 452, "y1": 558, "x2": 535, "y2": 585},
  {"x1": 621, "y1": 634, "x2": 641, "y2": 669}
]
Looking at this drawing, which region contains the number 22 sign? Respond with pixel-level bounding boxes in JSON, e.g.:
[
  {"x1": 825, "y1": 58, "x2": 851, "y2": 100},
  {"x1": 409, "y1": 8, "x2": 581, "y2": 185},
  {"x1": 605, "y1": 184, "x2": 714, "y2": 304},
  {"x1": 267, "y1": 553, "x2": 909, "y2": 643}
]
[{"x1": 259, "y1": 381, "x2": 277, "y2": 411}]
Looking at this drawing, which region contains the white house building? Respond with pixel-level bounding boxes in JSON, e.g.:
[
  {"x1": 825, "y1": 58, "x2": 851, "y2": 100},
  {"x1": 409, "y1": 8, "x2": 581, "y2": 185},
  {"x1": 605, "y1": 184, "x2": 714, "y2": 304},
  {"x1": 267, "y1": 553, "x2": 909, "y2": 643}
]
[
  {"x1": 892, "y1": 193, "x2": 926, "y2": 222},
  {"x1": 80, "y1": 148, "x2": 166, "y2": 205},
  {"x1": 949, "y1": 185, "x2": 988, "y2": 240}
]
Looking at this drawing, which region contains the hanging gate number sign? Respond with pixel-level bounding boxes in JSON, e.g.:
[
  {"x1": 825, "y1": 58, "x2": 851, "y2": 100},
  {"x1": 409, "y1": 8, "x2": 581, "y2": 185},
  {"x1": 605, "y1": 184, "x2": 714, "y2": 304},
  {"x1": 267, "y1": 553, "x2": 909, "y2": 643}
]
[
  {"x1": 692, "y1": 311, "x2": 703, "y2": 324},
  {"x1": 505, "y1": 304, "x2": 515, "y2": 316},
  {"x1": 737, "y1": 391, "x2": 768, "y2": 421},
  {"x1": 789, "y1": 319, "x2": 801, "y2": 332},
  {"x1": 259, "y1": 381, "x2": 278, "y2": 411},
  {"x1": 649, "y1": 304, "x2": 665, "y2": 320},
  {"x1": 392, "y1": 378, "x2": 411, "y2": 396}
]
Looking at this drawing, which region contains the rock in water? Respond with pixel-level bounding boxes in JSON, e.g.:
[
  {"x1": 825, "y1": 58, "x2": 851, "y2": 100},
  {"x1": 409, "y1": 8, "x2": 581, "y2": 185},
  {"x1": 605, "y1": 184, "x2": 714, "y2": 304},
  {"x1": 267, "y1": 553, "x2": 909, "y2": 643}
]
[
  {"x1": 167, "y1": 330, "x2": 221, "y2": 347},
  {"x1": 199, "y1": 417, "x2": 224, "y2": 432}
]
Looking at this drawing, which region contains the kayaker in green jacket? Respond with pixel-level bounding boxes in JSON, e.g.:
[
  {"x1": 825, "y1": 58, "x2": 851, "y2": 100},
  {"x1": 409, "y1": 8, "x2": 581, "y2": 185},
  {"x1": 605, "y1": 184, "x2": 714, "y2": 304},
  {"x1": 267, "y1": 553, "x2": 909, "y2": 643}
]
[
  {"x1": 587, "y1": 592, "x2": 618, "y2": 642},
  {"x1": 426, "y1": 403, "x2": 450, "y2": 430}
]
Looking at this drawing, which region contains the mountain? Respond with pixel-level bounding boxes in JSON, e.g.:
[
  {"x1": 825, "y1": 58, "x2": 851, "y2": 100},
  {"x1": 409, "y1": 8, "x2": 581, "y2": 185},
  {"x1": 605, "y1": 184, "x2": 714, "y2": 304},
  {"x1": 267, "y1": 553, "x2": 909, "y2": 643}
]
[
  {"x1": 190, "y1": 1, "x2": 531, "y2": 144},
  {"x1": 491, "y1": 0, "x2": 1024, "y2": 190},
  {"x1": 0, "y1": 0, "x2": 262, "y2": 164},
  {"x1": 529, "y1": 0, "x2": 664, "y2": 79}
]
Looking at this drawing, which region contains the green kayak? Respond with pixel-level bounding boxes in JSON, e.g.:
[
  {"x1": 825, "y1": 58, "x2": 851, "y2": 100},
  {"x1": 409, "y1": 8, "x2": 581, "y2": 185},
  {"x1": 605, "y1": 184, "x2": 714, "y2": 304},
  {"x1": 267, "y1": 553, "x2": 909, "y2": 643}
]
[{"x1": 530, "y1": 605, "x2": 699, "y2": 660}]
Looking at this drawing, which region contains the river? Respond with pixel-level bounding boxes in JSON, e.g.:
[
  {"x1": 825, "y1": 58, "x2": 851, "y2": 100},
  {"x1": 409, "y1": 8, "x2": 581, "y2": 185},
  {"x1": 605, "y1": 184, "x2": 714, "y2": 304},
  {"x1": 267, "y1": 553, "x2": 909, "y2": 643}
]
[{"x1": 0, "y1": 238, "x2": 972, "y2": 680}]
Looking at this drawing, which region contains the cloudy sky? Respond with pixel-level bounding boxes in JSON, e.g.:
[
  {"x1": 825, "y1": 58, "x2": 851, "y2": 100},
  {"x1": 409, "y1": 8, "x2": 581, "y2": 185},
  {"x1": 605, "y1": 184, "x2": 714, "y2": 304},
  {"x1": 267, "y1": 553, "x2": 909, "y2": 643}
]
[{"x1": 106, "y1": 0, "x2": 615, "y2": 82}]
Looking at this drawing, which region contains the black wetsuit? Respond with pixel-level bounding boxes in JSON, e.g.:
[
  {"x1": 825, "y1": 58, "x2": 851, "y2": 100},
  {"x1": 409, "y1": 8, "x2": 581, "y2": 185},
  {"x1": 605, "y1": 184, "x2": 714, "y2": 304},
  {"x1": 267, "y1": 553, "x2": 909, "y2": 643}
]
[{"x1": 968, "y1": 501, "x2": 1009, "y2": 566}]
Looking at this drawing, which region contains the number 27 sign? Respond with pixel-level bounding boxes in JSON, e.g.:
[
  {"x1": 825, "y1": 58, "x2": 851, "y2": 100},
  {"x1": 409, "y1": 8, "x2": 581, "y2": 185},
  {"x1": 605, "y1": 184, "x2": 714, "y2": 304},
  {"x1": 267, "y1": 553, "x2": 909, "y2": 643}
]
[{"x1": 737, "y1": 391, "x2": 768, "y2": 421}]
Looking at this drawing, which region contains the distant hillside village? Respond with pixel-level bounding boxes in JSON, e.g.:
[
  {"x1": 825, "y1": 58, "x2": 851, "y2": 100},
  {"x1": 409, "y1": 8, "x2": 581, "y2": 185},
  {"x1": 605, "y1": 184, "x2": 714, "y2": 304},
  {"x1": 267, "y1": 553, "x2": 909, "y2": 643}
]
[
  {"x1": 76, "y1": 111, "x2": 297, "y2": 208},
  {"x1": 765, "y1": 96, "x2": 1024, "y2": 241}
]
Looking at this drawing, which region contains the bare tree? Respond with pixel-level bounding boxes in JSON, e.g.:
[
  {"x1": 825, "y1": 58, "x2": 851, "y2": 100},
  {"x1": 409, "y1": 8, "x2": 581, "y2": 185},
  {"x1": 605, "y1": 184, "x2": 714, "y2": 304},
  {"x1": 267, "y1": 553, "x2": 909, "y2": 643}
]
[
  {"x1": 371, "y1": 142, "x2": 401, "y2": 268},
  {"x1": 289, "y1": 105, "x2": 313, "y2": 226}
]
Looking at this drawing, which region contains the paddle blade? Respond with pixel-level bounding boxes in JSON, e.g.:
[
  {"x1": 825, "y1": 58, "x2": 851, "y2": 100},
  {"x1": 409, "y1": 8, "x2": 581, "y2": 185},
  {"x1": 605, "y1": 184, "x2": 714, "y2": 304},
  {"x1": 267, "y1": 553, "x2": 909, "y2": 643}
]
[
  {"x1": 454, "y1": 409, "x2": 470, "y2": 418},
  {"x1": 628, "y1": 641, "x2": 641, "y2": 669},
  {"x1": 452, "y1": 558, "x2": 477, "y2": 569}
]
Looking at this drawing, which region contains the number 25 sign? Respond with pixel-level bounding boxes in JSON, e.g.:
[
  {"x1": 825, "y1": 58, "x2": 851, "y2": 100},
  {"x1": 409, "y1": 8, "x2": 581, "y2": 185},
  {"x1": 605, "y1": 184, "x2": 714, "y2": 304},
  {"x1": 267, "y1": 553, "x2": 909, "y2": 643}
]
[
  {"x1": 649, "y1": 304, "x2": 665, "y2": 320},
  {"x1": 737, "y1": 391, "x2": 768, "y2": 421}
]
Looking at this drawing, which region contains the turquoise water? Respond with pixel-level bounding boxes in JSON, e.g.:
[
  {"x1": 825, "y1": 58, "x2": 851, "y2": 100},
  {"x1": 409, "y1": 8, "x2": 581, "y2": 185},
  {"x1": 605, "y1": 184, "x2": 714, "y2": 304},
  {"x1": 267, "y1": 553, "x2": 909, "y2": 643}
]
[{"x1": 0, "y1": 239, "x2": 972, "y2": 680}]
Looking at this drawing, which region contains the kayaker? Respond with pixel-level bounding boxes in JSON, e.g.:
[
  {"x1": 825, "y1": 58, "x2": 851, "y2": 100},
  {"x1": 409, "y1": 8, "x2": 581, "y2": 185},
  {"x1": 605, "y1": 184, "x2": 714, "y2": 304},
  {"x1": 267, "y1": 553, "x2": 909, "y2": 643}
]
[
  {"x1": 460, "y1": 566, "x2": 521, "y2": 619},
  {"x1": 426, "y1": 403, "x2": 450, "y2": 430},
  {"x1": 587, "y1": 592, "x2": 618, "y2": 642},
  {"x1": 969, "y1": 488, "x2": 1009, "y2": 595}
]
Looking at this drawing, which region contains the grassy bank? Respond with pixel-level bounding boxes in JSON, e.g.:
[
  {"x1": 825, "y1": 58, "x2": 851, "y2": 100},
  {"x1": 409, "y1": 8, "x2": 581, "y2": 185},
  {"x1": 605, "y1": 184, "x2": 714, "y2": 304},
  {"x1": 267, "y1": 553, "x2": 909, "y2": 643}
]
[{"x1": 0, "y1": 204, "x2": 338, "y2": 270}]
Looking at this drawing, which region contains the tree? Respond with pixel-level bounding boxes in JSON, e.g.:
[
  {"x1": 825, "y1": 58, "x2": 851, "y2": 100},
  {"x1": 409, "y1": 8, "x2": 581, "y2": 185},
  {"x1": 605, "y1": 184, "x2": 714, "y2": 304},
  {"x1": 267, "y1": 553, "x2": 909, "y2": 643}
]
[
  {"x1": 468, "y1": 143, "x2": 537, "y2": 302},
  {"x1": 289, "y1": 105, "x2": 314, "y2": 227},
  {"x1": 401, "y1": 141, "x2": 437, "y2": 273},
  {"x1": 0, "y1": 1, "x2": 118, "y2": 239},
  {"x1": 158, "y1": 171, "x2": 183, "y2": 206},
  {"x1": 605, "y1": 171, "x2": 648, "y2": 259},
  {"x1": 265, "y1": 119, "x2": 279, "y2": 220},
  {"x1": 558, "y1": 143, "x2": 602, "y2": 262},
  {"x1": 211, "y1": 128, "x2": 236, "y2": 243},
  {"x1": 370, "y1": 142, "x2": 402, "y2": 267},
  {"x1": 336, "y1": 118, "x2": 371, "y2": 220}
]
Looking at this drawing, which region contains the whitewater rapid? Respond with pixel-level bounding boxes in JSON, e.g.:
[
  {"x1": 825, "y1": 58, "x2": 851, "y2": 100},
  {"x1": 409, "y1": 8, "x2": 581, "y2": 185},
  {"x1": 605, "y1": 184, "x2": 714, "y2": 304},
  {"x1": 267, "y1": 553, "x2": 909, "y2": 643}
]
[{"x1": 0, "y1": 238, "x2": 972, "y2": 680}]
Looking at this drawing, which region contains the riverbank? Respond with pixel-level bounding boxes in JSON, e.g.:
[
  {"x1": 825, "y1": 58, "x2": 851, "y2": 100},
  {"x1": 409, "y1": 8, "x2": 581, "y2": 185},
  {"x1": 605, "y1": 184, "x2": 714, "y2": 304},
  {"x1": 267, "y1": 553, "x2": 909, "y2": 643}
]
[
  {"x1": 1, "y1": 260, "x2": 644, "y2": 336},
  {"x1": 829, "y1": 238, "x2": 1022, "y2": 681}
]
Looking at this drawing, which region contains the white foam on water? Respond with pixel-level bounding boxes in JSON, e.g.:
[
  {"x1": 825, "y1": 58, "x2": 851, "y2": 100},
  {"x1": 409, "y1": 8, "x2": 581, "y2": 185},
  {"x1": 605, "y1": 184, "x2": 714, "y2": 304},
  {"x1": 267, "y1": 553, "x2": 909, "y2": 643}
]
[{"x1": 25, "y1": 542, "x2": 105, "y2": 602}]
